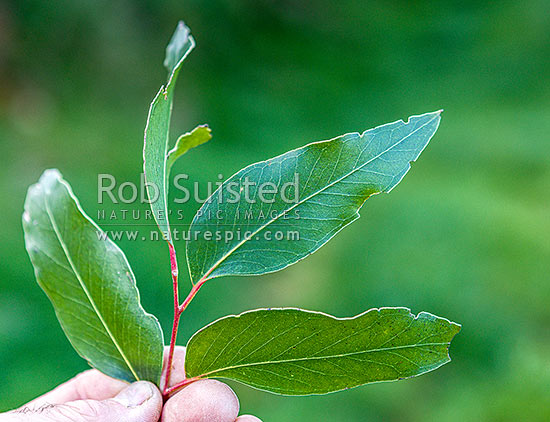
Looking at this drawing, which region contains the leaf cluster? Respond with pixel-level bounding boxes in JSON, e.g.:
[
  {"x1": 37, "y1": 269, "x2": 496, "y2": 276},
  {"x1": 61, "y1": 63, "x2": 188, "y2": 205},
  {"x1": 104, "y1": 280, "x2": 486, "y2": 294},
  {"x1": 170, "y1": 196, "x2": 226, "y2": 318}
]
[{"x1": 22, "y1": 21, "x2": 459, "y2": 398}]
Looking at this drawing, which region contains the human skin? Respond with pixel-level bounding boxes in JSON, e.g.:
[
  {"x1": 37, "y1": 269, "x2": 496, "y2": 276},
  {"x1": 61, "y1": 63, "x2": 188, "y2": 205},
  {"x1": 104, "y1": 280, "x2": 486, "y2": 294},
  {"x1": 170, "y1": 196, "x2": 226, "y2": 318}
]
[{"x1": 0, "y1": 347, "x2": 261, "y2": 422}]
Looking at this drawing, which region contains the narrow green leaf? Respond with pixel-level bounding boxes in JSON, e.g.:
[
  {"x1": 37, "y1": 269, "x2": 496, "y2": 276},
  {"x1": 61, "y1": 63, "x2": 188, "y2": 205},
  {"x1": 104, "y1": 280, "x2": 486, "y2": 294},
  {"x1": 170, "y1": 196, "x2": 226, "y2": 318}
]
[
  {"x1": 185, "y1": 307, "x2": 460, "y2": 396},
  {"x1": 186, "y1": 111, "x2": 441, "y2": 282},
  {"x1": 23, "y1": 169, "x2": 164, "y2": 384},
  {"x1": 143, "y1": 21, "x2": 195, "y2": 242},
  {"x1": 167, "y1": 124, "x2": 212, "y2": 172}
]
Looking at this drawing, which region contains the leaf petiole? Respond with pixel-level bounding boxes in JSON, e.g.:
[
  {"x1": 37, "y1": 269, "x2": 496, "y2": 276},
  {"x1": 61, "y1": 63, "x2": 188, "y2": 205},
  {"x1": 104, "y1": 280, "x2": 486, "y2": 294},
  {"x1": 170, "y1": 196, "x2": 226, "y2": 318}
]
[{"x1": 164, "y1": 376, "x2": 202, "y2": 397}]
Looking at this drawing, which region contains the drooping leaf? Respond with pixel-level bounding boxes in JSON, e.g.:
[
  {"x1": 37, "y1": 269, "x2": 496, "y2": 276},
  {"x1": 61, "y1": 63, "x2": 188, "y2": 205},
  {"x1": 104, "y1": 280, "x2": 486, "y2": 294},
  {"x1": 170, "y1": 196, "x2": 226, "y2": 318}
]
[
  {"x1": 143, "y1": 21, "x2": 195, "y2": 242},
  {"x1": 22, "y1": 169, "x2": 164, "y2": 384},
  {"x1": 186, "y1": 111, "x2": 441, "y2": 282},
  {"x1": 167, "y1": 125, "x2": 212, "y2": 172},
  {"x1": 185, "y1": 307, "x2": 460, "y2": 395}
]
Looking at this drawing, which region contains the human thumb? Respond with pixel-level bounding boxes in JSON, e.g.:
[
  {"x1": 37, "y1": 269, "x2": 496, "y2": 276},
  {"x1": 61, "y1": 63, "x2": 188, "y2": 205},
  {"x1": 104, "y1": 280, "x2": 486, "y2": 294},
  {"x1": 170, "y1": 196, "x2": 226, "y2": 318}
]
[
  {"x1": 107, "y1": 381, "x2": 163, "y2": 421},
  {"x1": 5, "y1": 381, "x2": 163, "y2": 422}
]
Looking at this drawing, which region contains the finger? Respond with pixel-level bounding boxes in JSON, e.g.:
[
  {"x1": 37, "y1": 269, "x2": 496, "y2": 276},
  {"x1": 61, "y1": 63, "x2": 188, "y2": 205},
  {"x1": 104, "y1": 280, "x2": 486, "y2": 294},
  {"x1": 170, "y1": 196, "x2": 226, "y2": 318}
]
[
  {"x1": 8, "y1": 381, "x2": 162, "y2": 422},
  {"x1": 162, "y1": 379, "x2": 239, "y2": 422},
  {"x1": 236, "y1": 416, "x2": 263, "y2": 422},
  {"x1": 106, "y1": 381, "x2": 162, "y2": 422},
  {"x1": 163, "y1": 345, "x2": 187, "y2": 389},
  {"x1": 24, "y1": 369, "x2": 128, "y2": 408}
]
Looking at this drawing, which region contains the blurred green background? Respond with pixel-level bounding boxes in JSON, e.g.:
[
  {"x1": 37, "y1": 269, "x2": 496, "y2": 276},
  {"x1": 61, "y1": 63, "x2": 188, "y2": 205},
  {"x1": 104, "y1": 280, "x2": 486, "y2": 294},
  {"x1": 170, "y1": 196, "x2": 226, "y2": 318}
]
[{"x1": 1, "y1": 1, "x2": 549, "y2": 420}]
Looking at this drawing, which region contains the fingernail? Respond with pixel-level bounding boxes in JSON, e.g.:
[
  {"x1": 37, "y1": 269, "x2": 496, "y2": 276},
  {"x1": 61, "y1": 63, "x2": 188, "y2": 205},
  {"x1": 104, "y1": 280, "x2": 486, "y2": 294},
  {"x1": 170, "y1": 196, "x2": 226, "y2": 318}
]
[{"x1": 114, "y1": 382, "x2": 154, "y2": 408}]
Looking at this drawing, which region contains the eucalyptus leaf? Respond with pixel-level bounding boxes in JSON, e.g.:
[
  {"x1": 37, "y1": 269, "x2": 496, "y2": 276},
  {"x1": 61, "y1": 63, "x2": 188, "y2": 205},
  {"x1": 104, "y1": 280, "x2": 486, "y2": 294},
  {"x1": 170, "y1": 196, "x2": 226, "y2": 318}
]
[
  {"x1": 143, "y1": 21, "x2": 195, "y2": 241},
  {"x1": 186, "y1": 111, "x2": 441, "y2": 282},
  {"x1": 167, "y1": 124, "x2": 212, "y2": 172},
  {"x1": 185, "y1": 307, "x2": 460, "y2": 395},
  {"x1": 23, "y1": 169, "x2": 164, "y2": 384}
]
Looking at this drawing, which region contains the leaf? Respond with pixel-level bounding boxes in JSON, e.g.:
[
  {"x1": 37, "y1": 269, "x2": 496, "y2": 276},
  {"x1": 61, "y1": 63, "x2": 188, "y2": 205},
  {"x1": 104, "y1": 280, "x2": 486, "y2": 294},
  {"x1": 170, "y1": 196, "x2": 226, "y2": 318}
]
[
  {"x1": 143, "y1": 21, "x2": 195, "y2": 242},
  {"x1": 167, "y1": 124, "x2": 212, "y2": 172},
  {"x1": 22, "y1": 169, "x2": 164, "y2": 384},
  {"x1": 186, "y1": 111, "x2": 441, "y2": 282},
  {"x1": 185, "y1": 307, "x2": 460, "y2": 396}
]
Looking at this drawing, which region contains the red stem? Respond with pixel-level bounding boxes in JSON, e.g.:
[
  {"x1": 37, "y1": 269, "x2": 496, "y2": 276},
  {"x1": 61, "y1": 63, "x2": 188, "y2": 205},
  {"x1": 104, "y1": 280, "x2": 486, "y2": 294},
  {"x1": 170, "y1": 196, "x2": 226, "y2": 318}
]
[
  {"x1": 179, "y1": 276, "x2": 207, "y2": 314},
  {"x1": 161, "y1": 243, "x2": 180, "y2": 392},
  {"x1": 161, "y1": 242, "x2": 208, "y2": 397},
  {"x1": 164, "y1": 376, "x2": 201, "y2": 397}
]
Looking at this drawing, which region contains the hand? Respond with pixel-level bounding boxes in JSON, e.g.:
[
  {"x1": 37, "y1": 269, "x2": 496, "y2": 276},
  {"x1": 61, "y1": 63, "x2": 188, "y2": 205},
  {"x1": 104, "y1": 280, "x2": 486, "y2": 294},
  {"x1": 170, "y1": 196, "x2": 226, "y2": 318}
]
[
  {"x1": 1, "y1": 347, "x2": 261, "y2": 422},
  {"x1": 161, "y1": 346, "x2": 261, "y2": 422}
]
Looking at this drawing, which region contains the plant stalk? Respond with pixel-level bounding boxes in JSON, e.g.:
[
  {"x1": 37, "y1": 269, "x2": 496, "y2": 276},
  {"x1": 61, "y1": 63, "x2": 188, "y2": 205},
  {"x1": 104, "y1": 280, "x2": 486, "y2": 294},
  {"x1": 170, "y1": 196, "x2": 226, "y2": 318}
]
[
  {"x1": 164, "y1": 376, "x2": 202, "y2": 397},
  {"x1": 162, "y1": 242, "x2": 207, "y2": 397},
  {"x1": 161, "y1": 243, "x2": 180, "y2": 392}
]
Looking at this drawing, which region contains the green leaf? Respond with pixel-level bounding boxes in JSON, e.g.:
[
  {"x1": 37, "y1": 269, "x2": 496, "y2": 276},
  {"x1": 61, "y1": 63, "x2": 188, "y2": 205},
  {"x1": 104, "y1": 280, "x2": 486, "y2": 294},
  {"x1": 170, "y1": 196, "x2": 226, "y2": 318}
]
[
  {"x1": 143, "y1": 21, "x2": 195, "y2": 242},
  {"x1": 167, "y1": 124, "x2": 212, "y2": 172},
  {"x1": 22, "y1": 169, "x2": 164, "y2": 384},
  {"x1": 186, "y1": 111, "x2": 441, "y2": 282},
  {"x1": 185, "y1": 307, "x2": 460, "y2": 396}
]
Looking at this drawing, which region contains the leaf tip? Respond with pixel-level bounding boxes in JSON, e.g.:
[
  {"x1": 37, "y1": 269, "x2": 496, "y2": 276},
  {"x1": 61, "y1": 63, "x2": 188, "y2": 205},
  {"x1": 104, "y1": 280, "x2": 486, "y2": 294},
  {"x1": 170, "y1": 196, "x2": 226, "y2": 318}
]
[
  {"x1": 40, "y1": 168, "x2": 62, "y2": 183},
  {"x1": 25, "y1": 169, "x2": 63, "y2": 201},
  {"x1": 198, "y1": 123, "x2": 212, "y2": 134},
  {"x1": 164, "y1": 20, "x2": 195, "y2": 76}
]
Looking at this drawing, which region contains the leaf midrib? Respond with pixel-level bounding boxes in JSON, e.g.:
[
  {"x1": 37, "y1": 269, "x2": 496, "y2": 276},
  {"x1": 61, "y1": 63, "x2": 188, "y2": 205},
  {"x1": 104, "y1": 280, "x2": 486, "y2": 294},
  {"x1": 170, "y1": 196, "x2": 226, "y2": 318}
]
[
  {"x1": 194, "y1": 340, "x2": 450, "y2": 378},
  {"x1": 43, "y1": 192, "x2": 140, "y2": 381},
  {"x1": 197, "y1": 114, "x2": 439, "y2": 281}
]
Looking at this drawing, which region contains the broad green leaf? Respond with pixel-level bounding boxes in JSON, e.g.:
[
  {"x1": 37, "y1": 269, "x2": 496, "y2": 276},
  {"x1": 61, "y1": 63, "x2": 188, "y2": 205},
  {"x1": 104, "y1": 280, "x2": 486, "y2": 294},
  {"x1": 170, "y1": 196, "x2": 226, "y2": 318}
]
[
  {"x1": 186, "y1": 111, "x2": 441, "y2": 282},
  {"x1": 185, "y1": 307, "x2": 460, "y2": 395},
  {"x1": 143, "y1": 21, "x2": 195, "y2": 242},
  {"x1": 167, "y1": 124, "x2": 212, "y2": 172},
  {"x1": 22, "y1": 169, "x2": 164, "y2": 384}
]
